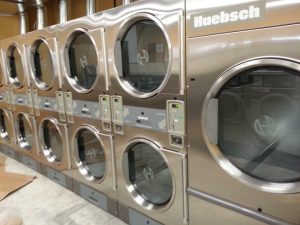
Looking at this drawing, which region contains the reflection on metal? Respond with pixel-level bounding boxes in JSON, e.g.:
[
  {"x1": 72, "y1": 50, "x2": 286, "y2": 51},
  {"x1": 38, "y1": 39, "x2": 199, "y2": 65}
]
[
  {"x1": 187, "y1": 188, "x2": 292, "y2": 225},
  {"x1": 35, "y1": 0, "x2": 44, "y2": 29},
  {"x1": 86, "y1": 0, "x2": 95, "y2": 16},
  {"x1": 59, "y1": 0, "x2": 68, "y2": 23},
  {"x1": 122, "y1": 0, "x2": 130, "y2": 5},
  {"x1": 17, "y1": 3, "x2": 27, "y2": 34}
]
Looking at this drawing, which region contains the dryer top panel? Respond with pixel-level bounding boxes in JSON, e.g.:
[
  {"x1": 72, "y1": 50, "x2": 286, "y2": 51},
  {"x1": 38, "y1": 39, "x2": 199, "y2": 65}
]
[{"x1": 186, "y1": 0, "x2": 300, "y2": 38}]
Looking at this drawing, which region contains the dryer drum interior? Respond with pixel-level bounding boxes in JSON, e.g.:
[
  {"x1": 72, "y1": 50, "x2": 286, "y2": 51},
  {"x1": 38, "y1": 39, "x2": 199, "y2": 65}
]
[
  {"x1": 74, "y1": 127, "x2": 107, "y2": 182},
  {"x1": 212, "y1": 65, "x2": 300, "y2": 184},
  {"x1": 7, "y1": 45, "x2": 24, "y2": 88},
  {"x1": 123, "y1": 141, "x2": 173, "y2": 206},
  {"x1": 66, "y1": 31, "x2": 98, "y2": 91},
  {"x1": 31, "y1": 39, "x2": 54, "y2": 89},
  {"x1": 41, "y1": 119, "x2": 63, "y2": 163},
  {"x1": 16, "y1": 113, "x2": 33, "y2": 151},
  {"x1": 116, "y1": 19, "x2": 170, "y2": 93},
  {"x1": 0, "y1": 109, "x2": 11, "y2": 141}
]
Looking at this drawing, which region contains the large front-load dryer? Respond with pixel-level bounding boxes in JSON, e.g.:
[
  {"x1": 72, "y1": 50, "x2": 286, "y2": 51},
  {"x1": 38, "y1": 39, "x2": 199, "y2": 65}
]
[
  {"x1": 2, "y1": 34, "x2": 31, "y2": 115},
  {"x1": 105, "y1": 1, "x2": 187, "y2": 224},
  {"x1": 36, "y1": 112, "x2": 72, "y2": 190},
  {"x1": 57, "y1": 13, "x2": 111, "y2": 133},
  {"x1": 186, "y1": 0, "x2": 300, "y2": 224},
  {"x1": 26, "y1": 25, "x2": 64, "y2": 120},
  {"x1": 24, "y1": 26, "x2": 72, "y2": 187},
  {"x1": 0, "y1": 41, "x2": 17, "y2": 159},
  {"x1": 12, "y1": 110, "x2": 41, "y2": 172},
  {"x1": 105, "y1": 0, "x2": 186, "y2": 150},
  {"x1": 68, "y1": 111, "x2": 117, "y2": 216}
]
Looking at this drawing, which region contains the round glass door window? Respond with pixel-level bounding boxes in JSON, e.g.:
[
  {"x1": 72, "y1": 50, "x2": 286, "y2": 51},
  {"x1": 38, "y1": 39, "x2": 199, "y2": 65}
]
[
  {"x1": 0, "y1": 109, "x2": 10, "y2": 141},
  {"x1": 123, "y1": 142, "x2": 172, "y2": 206},
  {"x1": 75, "y1": 128, "x2": 106, "y2": 181},
  {"x1": 217, "y1": 66, "x2": 300, "y2": 182},
  {"x1": 32, "y1": 40, "x2": 54, "y2": 89},
  {"x1": 41, "y1": 119, "x2": 63, "y2": 163},
  {"x1": 119, "y1": 19, "x2": 170, "y2": 93},
  {"x1": 67, "y1": 32, "x2": 98, "y2": 90},
  {"x1": 7, "y1": 45, "x2": 24, "y2": 87},
  {"x1": 16, "y1": 114, "x2": 33, "y2": 150}
]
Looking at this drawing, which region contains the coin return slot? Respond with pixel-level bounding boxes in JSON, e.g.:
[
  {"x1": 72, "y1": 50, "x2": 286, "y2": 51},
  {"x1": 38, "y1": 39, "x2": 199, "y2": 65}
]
[
  {"x1": 103, "y1": 122, "x2": 111, "y2": 130},
  {"x1": 18, "y1": 98, "x2": 23, "y2": 103},
  {"x1": 44, "y1": 100, "x2": 50, "y2": 108},
  {"x1": 170, "y1": 134, "x2": 183, "y2": 148},
  {"x1": 81, "y1": 104, "x2": 90, "y2": 114},
  {"x1": 115, "y1": 124, "x2": 123, "y2": 133}
]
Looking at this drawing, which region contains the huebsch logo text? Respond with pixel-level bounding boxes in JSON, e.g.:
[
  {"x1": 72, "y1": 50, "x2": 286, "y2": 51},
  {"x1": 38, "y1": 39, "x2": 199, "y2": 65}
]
[{"x1": 191, "y1": 1, "x2": 265, "y2": 29}]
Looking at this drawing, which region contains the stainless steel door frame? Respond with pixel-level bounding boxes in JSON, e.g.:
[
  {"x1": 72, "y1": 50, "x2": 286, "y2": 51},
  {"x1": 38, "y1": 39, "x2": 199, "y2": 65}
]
[{"x1": 186, "y1": 24, "x2": 300, "y2": 224}]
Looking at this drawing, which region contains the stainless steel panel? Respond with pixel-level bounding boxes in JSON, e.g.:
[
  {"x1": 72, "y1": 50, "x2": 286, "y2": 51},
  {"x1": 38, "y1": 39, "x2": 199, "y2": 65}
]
[
  {"x1": 186, "y1": 0, "x2": 300, "y2": 38},
  {"x1": 69, "y1": 123, "x2": 117, "y2": 202},
  {"x1": 187, "y1": 24, "x2": 300, "y2": 224}
]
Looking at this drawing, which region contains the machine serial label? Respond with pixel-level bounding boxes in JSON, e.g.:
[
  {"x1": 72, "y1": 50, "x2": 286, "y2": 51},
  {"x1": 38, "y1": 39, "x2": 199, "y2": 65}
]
[{"x1": 191, "y1": 1, "x2": 265, "y2": 29}]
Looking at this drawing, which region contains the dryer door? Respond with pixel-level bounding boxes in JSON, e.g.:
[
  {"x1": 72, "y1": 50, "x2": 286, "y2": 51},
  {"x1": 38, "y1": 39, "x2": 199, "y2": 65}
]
[
  {"x1": 114, "y1": 14, "x2": 178, "y2": 98},
  {"x1": 123, "y1": 139, "x2": 173, "y2": 209},
  {"x1": 204, "y1": 58, "x2": 300, "y2": 193},
  {"x1": 40, "y1": 118, "x2": 63, "y2": 163},
  {"x1": 74, "y1": 126, "x2": 107, "y2": 182},
  {"x1": 16, "y1": 113, "x2": 33, "y2": 151},
  {"x1": 0, "y1": 109, "x2": 12, "y2": 142},
  {"x1": 30, "y1": 39, "x2": 54, "y2": 90},
  {"x1": 7, "y1": 45, "x2": 25, "y2": 88},
  {"x1": 65, "y1": 31, "x2": 98, "y2": 92}
]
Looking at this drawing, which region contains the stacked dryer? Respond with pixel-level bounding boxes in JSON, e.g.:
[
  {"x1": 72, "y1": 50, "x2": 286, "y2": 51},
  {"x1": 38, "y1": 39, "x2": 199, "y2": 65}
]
[
  {"x1": 105, "y1": 0, "x2": 187, "y2": 224},
  {"x1": 0, "y1": 41, "x2": 15, "y2": 159},
  {"x1": 1, "y1": 34, "x2": 41, "y2": 171},
  {"x1": 25, "y1": 25, "x2": 73, "y2": 189},
  {"x1": 56, "y1": 13, "x2": 118, "y2": 215},
  {"x1": 186, "y1": 0, "x2": 300, "y2": 225}
]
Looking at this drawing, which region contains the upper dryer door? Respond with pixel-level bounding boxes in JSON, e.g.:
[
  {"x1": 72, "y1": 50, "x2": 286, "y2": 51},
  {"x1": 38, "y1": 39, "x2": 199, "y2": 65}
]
[
  {"x1": 58, "y1": 16, "x2": 106, "y2": 94},
  {"x1": 6, "y1": 44, "x2": 28, "y2": 89},
  {"x1": 203, "y1": 58, "x2": 300, "y2": 194},
  {"x1": 0, "y1": 48, "x2": 6, "y2": 88},
  {"x1": 29, "y1": 37, "x2": 61, "y2": 91},
  {"x1": 107, "y1": 1, "x2": 185, "y2": 98}
]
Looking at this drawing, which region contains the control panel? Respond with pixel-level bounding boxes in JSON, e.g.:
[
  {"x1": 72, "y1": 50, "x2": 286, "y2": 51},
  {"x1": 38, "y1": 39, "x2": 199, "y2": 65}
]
[
  {"x1": 111, "y1": 95, "x2": 123, "y2": 134},
  {"x1": 99, "y1": 95, "x2": 112, "y2": 132},
  {"x1": 56, "y1": 91, "x2": 66, "y2": 122},
  {"x1": 167, "y1": 100, "x2": 185, "y2": 148},
  {"x1": 32, "y1": 89, "x2": 40, "y2": 116},
  {"x1": 64, "y1": 91, "x2": 74, "y2": 123},
  {"x1": 27, "y1": 89, "x2": 34, "y2": 115},
  {"x1": 6, "y1": 87, "x2": 15, "y2": 110}
]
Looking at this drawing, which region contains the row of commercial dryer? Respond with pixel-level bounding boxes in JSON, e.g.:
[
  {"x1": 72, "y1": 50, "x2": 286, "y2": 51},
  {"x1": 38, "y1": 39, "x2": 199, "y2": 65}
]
[{"x1": 1, "y1": 0, "x2": 300, "y2": 224}]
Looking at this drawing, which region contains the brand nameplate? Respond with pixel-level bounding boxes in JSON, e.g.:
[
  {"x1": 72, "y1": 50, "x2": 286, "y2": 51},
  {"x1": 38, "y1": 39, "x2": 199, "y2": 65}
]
[{"x1": 191, "y1": 1, "x2": 265, "y2": 30}]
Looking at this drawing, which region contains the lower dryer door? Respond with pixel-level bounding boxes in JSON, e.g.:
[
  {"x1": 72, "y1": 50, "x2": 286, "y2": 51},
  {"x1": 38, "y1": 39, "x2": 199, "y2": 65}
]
[
  {"x1": 71, "y1": 125, "x2": 117, "y2": 203},
  {"x1": 39, "y1": 117, "x2": 70, "y2": 170},
  {"x1": 118, "y1": 138, "x2": 187, "y2": 225},
  {"x1": 14, "y1": 112, "x2": 38, "y2": 158},
  {"x1": 0, "y1": 108, "x2": 14, "y2": 145}
]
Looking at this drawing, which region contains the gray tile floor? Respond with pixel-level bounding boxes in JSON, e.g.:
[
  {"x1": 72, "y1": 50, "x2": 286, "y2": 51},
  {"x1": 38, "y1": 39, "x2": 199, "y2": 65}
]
[{"x1": 0, "y1": 153, "x2": 127, "y2": 225}]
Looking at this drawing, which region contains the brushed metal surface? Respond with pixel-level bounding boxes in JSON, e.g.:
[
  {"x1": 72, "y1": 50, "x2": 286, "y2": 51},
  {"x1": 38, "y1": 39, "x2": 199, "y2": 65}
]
[
  {"x1": 187, "y1": 24, "x2": 300, "y2": 224},
  {"x1": 69, "y1": 122, "x2": 117, "y2": 202},
  {"x1": 186, "y1": 0, "x2": 300, "y2": 38},
  {"x1": 24, "y1": 25, "x2": 62, "y2": 97}
]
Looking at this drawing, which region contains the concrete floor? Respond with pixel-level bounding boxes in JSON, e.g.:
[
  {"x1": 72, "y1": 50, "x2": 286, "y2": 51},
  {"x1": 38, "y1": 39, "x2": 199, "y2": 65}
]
[{"x1": 0, "y1": 153, "x2": 126, "y2": 225}]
